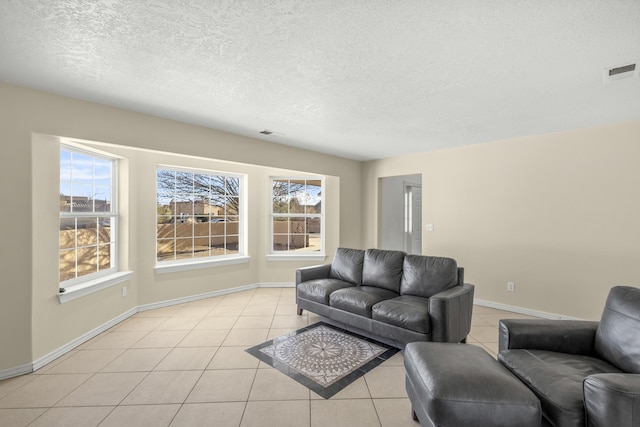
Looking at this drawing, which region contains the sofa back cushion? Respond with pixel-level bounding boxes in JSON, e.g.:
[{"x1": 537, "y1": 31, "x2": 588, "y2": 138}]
[
  {"x1": 361, "y1": 249, "x2": 406, "y2": 292},
  {"x1": 400, "y1": 255, "x2": 459, "y2": 298},
  {"x1": 594, "y1": 286, "x2": 640, "y2": 373},
  {"x1": 329, "y1": 248, "x2": 365, "y2": 285}
]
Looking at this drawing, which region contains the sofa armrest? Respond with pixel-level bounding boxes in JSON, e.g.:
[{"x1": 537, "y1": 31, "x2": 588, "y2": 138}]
[
  {"x1": 498, "y1": 319, "x2": 599, "y2": 355},
  {"x1": 429, "y1": 283, "x2": 475, "y2": 342},
  {"x1": 584, "y1": 373, "x2": 640, "y2": 427},
  {"x1": 295, "y1": 264, "x2": 331, "y2": 285}
]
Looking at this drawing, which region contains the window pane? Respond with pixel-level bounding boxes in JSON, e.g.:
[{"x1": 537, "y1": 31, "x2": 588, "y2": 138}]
[
  {"x1": 193, "y1": 237, "x2": 210, "y2": 258},
  {"x1": 174, "y1": 171, "x2": 194, "y2": 193},
  {"x1": 60, "y1": 249, "x2": 76, "y2": 282},
  {"x1": 225, "y1": 237, "x2": 239, "y2": 254},
  {"x1": 157, "y1": 169, "x2": 176, "y2": 192},
  {"x1": 60, "y1": 192, "x2": 72, "y2": 212},
  {"x1": 77, "y1": 246, "x2": 98, "y2": 278},
  {"x1": 157, "y1": 239, "x2": 175, "y2": 261},
  {"x1": 70, "y1": 185, "x2": 94, "y2": 212},
  {"x1": 157, "y1": 218, "x2": 175, "y2": 239},
  {"x1": 77, "y1": 218, "x2": 98, "y2": 246},
  {"x1": 60, "y1": 150, "x2": 72, "y2": 212},
  {"x1": 98, "y1": 244, "x2": 112, "y2": 270},
  {"x1": 93, "y1": 186, "x2": 112, "y2": 212},
  {"x1": 225, "y1": 177, "x2": 239, "y2": 196},
  {"x1": 174, "y1": 195, "x2": 194, "y2": 217},
  {"x1": 290, "y1": 217, "x2": 305, "y2": 234},
  {"x1": 307, "y1": 218, "x2": 321, "y2": 252},
  {"x1": 306, "y1": 180, "x2": 322, "y2": 214},
  {"x1": 210, "y1": 234, "x2": 225, "y2": 250},
  {"x1": 60, "y1": 150, "x2": 72, "y2": 181},
  {"x1": 93, "y1": 158, "x2": 112, "y2": 187},
  {"x1": 98, "y1": 219, "x2": 111, "y2": 244},
  {"x1": 71, "y1": 152, "x2": 94, "y2": 185},
  {"x1": 226, "y1": 197, "x2": 239, "y2": 216},
  {"x1": 272, "y1": 179, "x2": 289, "y2": 213},
  {"x1": 157, "y1": 170, "x2": 176, "y2": 213},
  {"x1": 60, "y1": 218, "x2": 76, "y2": 249},
  {"x1": 273, "y1": 234, "x2": 288, "y2": 251},
  {"x1": 193, "y1": 174, "x2": 210, "y2": 197},
  {"x1": 194, "y1": 222, "x2": 209, "y2": 237},
  {"x1": 174, "y1": 238, "x2": 193, "y2": 260},
  {"x1": 210, "y1": 220, "x2": 225, "y2": 237},
  {"x1": 289, "y1": 181, "x2": 304, "y2": 214}
]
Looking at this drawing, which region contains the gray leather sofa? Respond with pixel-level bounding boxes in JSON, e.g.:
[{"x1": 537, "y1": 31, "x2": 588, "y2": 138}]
[
  {"x1": 499, "y1": 285, "x2": 640, "y2": 427},
  {"x1": 295, "y1": 247, "x2": 475, "y2": 347}
]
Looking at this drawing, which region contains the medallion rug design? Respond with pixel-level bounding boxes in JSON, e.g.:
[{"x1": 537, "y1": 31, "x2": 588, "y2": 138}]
[{"x1": 245, "y1": 322, "x2": 398, "y2": 398}]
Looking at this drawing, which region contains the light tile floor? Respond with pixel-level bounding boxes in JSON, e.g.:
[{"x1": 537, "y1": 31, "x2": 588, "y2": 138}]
[{"x1": 0, "y1": 288, "x2": 538, "y2": 427}]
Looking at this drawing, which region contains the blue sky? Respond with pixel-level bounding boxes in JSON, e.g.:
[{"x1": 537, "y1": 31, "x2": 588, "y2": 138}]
[{"x1": 60, "y1": 149, "x2": 112, "y2": 203}]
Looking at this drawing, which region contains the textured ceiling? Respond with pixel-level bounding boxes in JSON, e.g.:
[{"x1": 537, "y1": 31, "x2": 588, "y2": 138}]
[{"x1": 1, "y1": 1, "x2": 639, "y2": 161}]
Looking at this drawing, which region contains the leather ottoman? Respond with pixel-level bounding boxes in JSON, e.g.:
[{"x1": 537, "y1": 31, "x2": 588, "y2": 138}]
[{"x1": 404, "y1": 342, "x2": 541, "y2": 427}]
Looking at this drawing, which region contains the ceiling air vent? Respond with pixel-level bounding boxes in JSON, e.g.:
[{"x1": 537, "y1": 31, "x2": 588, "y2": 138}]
[
  {"x1": 259, "y1": 129, "x2": 285, "y2": 137},
  {"x1": 603, "y1": 63, "x2": 637, "y2": 84}
]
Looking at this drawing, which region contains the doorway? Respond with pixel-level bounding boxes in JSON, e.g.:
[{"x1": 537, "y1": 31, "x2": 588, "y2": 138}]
[{"x1": 379, "y1": 174, "x2": 422, "y2": 254}]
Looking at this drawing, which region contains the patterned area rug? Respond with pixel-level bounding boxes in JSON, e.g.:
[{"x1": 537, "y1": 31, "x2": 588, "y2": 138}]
[{"x1": 245, "y1": 322, "x2": 398, "y2": 398}]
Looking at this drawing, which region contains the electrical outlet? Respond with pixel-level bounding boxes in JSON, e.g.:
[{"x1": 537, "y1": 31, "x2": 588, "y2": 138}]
[
  {"x1": 122, "y1": 287, "x2": 127, "y2": 297},
  {"x1": 507, "y1": 282, "x2": 515, "y2": 292}
]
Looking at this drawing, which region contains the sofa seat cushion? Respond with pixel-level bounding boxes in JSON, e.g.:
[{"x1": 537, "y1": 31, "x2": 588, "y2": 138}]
[
  {"x1": 499, "y1": 349, "x2": 622, "y2": 427},
  {"x1": 372, "y1": 295, "x2": 430, "y2": 334},
  {"x1": 329, "y1": 286, "x2": 399, "y2": 317},
  {"x1": 297, "y1": 278, "x2": 355, "y2": 305}
]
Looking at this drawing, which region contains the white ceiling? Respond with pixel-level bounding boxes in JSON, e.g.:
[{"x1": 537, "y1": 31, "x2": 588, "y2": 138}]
[{"x1": 1, "y1": 1, "x2": 639, "y2": 161}]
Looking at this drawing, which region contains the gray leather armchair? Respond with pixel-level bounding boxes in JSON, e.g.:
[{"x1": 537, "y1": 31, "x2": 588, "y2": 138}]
[{"x1": 498, "y1": 286, "x2": 640, "y2": 427}]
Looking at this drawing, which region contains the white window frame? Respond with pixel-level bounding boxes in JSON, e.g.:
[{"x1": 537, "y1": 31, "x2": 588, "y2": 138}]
[
  {"x1": 155, "y1": 165, "x2": 248, "y2": 273},
  {"x1": 268, "y1": 176, "x2": 325, "y2": 261},
  {"x1": 58, "y1": 144, "x2": 130, "y2": 302}
]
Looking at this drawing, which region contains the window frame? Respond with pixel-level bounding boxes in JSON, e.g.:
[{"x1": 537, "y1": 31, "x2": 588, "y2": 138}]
[
  {"x1": 155, "y1": 165, "x2": 247, "y2": 272},
  {"x1": 59, "y1": 144, "x2": 119, "y2": 288},
  {"x1": 268, "y1": 176, "x2": 325, "y2": 260}
]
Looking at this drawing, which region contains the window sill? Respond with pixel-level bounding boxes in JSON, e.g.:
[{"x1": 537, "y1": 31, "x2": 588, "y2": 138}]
[
  {"x1": 155, "y1": 255, "x2": 250, "y2": 274},
  {"x1": 266, "y1": 253, "x2": 326, "y2": 262},
  {"x1": 58, "y1": 271, "x2": 133, "y2": 304}
]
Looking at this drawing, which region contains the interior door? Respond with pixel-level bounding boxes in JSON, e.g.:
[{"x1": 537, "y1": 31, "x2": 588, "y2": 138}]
[{"x1": 404, "y1": 183, "x2": 422, "y2": 254}]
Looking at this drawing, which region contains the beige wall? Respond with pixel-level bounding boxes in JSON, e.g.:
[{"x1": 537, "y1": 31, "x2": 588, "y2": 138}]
[
  {"x1": 3, "y1": 79, "x2": 638, "y2": 375},
  {"x1": 1, "y1": 82, "x2": 361, "y2": 373},
  {"x1": 363, "y1": 120, "x2": 640, "y2": 320}
]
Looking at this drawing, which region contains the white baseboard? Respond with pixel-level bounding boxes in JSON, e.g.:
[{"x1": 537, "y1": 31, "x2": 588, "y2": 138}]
[
  {"x1": 0, "y1": 363, "x2": 33, "y2": 381},
  {"x1": 1, "y1": 287, "x2": 577, "y2": 381},
  {"x1": 474, "y1": 299, "x2": 580, "y2": 320},
  {"x1": 1, "y1": 283, "x2": 296, "y2": 381},
  {"x1": 32, "y1": 308, "x2": 138, "y2": 372},
  {"x1": 257, "y1": 282, "x2": 295, "y2": 288},
  {"x1": 138, "y1": 284, "x2": 259, "y2": 312}
]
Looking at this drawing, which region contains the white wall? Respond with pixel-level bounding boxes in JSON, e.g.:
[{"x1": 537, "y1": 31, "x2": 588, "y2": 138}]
[
  {"x1": 0, "y1": 82, "x2": 362, "y2": 373},
  {"x1": 363, "y1": 120, "x2": 640, "y2": 320}
]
